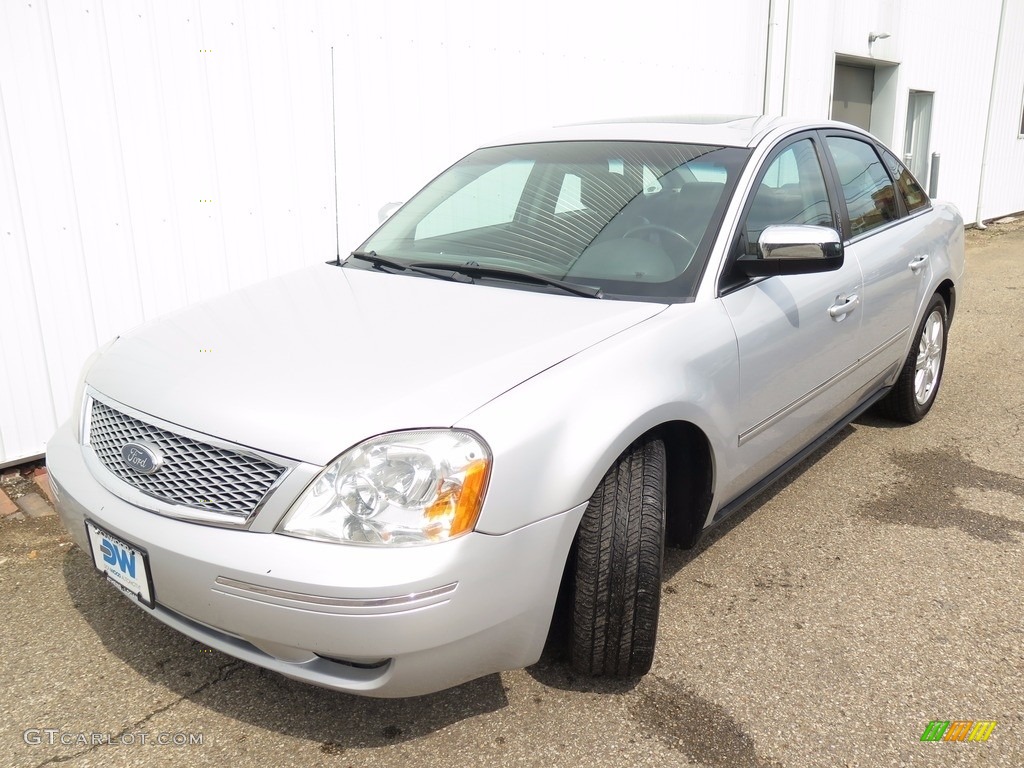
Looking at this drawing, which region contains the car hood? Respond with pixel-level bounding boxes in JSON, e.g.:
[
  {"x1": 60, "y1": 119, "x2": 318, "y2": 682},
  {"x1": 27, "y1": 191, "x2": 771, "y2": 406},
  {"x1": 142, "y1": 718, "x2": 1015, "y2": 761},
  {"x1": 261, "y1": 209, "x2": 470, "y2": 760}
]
[{"x1": 86, "y1": 265, "x2": 666, "y2": 465}]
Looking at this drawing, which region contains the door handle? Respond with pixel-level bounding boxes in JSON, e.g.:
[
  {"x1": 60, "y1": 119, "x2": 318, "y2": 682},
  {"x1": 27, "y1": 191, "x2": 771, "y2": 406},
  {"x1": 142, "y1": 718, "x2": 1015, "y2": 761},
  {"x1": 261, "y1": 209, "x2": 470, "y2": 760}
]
[
  {"x1": 909, "y1": 254, "x2": 930, "y2": 273},
  {"x1": 828, "y1": 293, "x2": 860, "y2": 319}
]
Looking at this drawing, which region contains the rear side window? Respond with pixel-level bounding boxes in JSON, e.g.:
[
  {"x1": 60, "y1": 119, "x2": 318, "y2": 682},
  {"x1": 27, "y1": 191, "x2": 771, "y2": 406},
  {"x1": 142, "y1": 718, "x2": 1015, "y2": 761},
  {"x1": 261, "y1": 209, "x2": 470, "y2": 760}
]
[
  {"x1": 881, "y1": 149, "x2": 930, "y2": 213},
  {"x1": 825, "y1": 137, "x2": 900, "y2": 238}
]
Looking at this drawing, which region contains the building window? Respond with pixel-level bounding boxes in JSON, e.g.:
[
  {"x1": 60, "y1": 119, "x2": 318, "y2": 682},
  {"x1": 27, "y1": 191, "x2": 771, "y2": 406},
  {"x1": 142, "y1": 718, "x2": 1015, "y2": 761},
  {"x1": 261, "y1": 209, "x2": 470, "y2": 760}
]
[{"x1": 905, "y1": 91, "x2": 934, "y2": 187}]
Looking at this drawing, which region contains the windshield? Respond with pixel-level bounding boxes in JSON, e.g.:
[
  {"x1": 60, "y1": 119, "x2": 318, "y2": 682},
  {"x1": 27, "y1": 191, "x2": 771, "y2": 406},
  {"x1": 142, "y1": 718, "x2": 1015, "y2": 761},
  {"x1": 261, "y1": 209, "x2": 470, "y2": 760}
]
[{"x1": 352, "y1": 141, "x2": 751, "y2": 300}]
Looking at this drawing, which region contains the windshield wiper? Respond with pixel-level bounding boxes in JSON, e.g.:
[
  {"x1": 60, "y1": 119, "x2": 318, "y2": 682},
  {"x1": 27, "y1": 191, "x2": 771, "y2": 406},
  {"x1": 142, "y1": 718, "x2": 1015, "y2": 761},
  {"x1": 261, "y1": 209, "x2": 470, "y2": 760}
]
[
  {"x1": 348, "y1": 252, "x2": 602, "y2": 298},
  {"x1": 347, "y1": 251, "x2": 469, "y2": 283},
  {"x1": 410, "y1": 262, "x2": 603, "y2": 299}
]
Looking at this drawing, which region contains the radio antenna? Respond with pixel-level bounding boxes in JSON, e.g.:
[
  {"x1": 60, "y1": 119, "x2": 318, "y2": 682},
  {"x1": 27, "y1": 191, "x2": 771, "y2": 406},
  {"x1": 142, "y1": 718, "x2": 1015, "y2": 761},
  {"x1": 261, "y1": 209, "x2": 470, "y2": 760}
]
[{"x1": 331, "y1": 46, "x2": 341, "y2": 265}]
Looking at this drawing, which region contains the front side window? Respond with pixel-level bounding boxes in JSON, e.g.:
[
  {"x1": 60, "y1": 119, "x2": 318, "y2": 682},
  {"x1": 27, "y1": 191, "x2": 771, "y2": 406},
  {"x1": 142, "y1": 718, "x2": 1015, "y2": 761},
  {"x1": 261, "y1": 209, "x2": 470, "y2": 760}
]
[
  {"x1": 355, "y1": 141, "x2": 751, "y2": 300},
  {"x1": 741, "y1": 138, "x2": 834, "y2": 254},
  {"x1": 826, "y1": 136, "x2": 900, "y2": 237}
]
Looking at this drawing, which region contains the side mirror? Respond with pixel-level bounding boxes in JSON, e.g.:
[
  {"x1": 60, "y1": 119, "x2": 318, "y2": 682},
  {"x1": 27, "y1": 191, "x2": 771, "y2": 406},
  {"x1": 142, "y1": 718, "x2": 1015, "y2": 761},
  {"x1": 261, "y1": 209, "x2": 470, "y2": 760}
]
[
  {"x1": 737, "y1": 225, "x2": 844, "y2": 276},
  {"x1": 377, "y1": 201, "x2": 404, "y2": 223}
]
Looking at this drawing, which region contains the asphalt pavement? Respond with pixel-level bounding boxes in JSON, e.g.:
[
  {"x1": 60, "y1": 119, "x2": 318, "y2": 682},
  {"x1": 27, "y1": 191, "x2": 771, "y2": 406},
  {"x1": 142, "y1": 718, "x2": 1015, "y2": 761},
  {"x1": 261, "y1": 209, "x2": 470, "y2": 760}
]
[{"x1": 2, "y1": 221, "x2": 1022, "y2": 768}]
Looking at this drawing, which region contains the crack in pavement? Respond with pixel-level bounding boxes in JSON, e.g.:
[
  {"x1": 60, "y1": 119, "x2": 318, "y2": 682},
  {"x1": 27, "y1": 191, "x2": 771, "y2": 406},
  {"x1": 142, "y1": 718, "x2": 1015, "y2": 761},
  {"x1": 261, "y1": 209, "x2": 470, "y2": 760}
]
[{"x1": 31, "y1": 659, "x2": 244, "y2": 766}]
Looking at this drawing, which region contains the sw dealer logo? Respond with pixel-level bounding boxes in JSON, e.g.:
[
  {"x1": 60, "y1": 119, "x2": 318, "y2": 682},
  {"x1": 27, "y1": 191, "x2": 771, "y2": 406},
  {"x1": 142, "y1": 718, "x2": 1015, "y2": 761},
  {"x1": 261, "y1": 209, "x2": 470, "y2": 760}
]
[
  {"x1": 100, "y1": 537, "x2": 137, "y2": 578},
  {"x1": 920, "y1": 720, "x2": 997, "y2": 742},
  {"x1": 88, "y1": 522, "x2": 154, "y2": 608}
]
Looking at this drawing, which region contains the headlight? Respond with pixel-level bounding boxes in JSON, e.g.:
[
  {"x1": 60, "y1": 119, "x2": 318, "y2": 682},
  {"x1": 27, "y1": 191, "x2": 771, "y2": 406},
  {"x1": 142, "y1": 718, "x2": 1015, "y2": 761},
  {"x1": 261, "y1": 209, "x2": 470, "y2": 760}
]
[{"x1": 278, "y1": 430, "x2": 491, "y2": 546}]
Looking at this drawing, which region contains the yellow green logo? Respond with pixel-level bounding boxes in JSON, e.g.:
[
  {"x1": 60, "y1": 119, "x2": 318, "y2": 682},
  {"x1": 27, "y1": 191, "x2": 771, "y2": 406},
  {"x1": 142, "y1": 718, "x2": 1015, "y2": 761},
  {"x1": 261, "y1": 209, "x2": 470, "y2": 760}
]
[{"x1": 920, "y1": 720, "x2": 997, "y2": 742}]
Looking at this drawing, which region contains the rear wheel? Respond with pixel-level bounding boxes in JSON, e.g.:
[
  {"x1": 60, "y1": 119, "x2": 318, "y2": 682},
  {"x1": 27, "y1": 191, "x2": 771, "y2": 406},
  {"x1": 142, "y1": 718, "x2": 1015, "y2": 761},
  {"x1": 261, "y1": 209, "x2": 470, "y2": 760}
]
[
  {"x1": 570, "y1": 436, "x2": 666, "y2": 677},
  {"x1": 877, "y1": 294, "x2": 948, "y2": 423}
]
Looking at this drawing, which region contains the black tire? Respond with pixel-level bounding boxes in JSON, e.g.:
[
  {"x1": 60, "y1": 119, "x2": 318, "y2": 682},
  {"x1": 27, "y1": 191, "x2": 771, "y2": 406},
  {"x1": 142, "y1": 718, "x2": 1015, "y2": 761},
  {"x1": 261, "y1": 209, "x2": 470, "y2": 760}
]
[
  {"x1": 570, "y1": 436, "x2": 666, "y2": 677},
  {"x1": 876, "y1": 294, "x2": 948, "y2": 423}
]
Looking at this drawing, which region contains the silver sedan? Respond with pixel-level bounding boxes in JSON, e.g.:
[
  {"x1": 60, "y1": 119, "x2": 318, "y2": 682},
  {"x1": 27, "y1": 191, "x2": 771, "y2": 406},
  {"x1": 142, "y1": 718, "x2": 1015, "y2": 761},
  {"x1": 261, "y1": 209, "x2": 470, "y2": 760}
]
[{"x1": 48, "y1": 116, "x2": 964, "y2": 696}]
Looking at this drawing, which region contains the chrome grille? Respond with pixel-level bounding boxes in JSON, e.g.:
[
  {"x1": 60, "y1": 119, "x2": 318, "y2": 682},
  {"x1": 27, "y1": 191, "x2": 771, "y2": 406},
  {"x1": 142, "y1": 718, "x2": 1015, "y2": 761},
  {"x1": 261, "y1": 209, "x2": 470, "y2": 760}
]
[{"x1": 87, "y1": 398, "x2": 287, "y2": 520}]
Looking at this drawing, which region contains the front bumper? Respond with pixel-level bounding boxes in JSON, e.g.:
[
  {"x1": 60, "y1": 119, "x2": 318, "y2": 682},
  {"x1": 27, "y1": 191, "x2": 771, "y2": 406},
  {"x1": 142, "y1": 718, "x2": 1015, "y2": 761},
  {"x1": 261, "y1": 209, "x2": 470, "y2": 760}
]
[{"x1": 47, "y1": 420, "x2": 585, "y2": 697}]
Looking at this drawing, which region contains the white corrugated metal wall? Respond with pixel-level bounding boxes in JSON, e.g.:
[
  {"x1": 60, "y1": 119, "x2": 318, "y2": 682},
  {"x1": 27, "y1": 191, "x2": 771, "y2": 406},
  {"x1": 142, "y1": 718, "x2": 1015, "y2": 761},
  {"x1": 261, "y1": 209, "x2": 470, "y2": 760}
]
[
  {"x1": 0, "y1": 0, "x2": 338, "y2": 466},
  {"x1": 0, "y1": 0, "x2": 768, "y2": 466},
  {"x1": 976, "y1": 0, "x2": 1024, "y2": 221},
  {"x1": 1, "y1": 0, "x2": 1022, "y2": 466},
  {"x1": 887, "y1": 0, "x2": 1004, "y2": 222}
]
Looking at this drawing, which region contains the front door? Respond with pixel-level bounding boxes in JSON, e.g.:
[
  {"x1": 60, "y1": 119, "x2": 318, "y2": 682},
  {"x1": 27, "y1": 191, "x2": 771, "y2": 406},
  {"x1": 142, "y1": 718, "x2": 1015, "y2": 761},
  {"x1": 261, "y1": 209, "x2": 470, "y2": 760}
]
[{"x1": 720, "y1": 135, "x2": 865, "y2": 498}]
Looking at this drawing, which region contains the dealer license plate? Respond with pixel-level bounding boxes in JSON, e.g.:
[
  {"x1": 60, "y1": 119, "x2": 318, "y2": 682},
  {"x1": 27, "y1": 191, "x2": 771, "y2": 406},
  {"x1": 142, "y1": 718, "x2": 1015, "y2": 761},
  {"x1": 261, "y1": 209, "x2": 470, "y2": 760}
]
[{"x1": 85, "y1": 520, "x2": 155, "y2": 608}]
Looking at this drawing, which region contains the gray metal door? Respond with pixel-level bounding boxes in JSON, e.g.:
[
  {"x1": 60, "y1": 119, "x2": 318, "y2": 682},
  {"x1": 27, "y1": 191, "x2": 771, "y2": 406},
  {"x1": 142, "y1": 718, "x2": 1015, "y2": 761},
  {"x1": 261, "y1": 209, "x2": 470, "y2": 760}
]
[{"x1": 832, "y1": 64, "x2": 874, "y2": 132}]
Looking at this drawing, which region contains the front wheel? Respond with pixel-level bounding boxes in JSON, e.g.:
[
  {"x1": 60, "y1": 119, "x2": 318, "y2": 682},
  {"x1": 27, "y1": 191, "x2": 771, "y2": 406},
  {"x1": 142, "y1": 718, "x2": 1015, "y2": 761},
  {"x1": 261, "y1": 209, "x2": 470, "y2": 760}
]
[
  {"x1": 570, "y1": 436, "x2": 666, "y2": 677},
  {"x1": 877, "y1": 294, "x2": 948, "y2": 423}
]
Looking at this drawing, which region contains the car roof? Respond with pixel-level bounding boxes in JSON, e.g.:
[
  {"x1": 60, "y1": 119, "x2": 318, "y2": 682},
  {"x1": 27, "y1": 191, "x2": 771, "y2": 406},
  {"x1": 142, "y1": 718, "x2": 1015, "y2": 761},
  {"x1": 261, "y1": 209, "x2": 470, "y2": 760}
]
[{"x1": 484, "y1": 115, "x2": 869, "y2": 150}]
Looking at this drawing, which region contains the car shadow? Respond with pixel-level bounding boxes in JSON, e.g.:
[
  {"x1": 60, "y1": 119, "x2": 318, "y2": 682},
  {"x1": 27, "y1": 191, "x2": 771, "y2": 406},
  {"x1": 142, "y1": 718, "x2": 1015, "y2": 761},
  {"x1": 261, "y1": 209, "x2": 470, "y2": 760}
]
[{"x1": 61, "y1": 550, "x2": 508, "y2": 748}]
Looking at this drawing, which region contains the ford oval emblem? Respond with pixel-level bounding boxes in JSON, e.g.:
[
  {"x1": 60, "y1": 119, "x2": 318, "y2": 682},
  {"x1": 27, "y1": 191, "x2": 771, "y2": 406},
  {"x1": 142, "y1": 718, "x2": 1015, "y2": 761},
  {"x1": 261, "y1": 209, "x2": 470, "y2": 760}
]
[{"x1": 121, "y1": 441, "x2": 164, "y2": 475}]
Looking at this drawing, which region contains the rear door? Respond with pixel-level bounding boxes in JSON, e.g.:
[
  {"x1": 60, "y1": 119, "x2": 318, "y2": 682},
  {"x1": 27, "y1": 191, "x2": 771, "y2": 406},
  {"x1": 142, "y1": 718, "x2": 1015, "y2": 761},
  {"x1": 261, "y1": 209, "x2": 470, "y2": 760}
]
[
  {"x1": 719, "y1": 133, "x2": 865, "y2": 496},
  {"x1": 820, "y1": 133, "x2": 932, "y2": 384}
]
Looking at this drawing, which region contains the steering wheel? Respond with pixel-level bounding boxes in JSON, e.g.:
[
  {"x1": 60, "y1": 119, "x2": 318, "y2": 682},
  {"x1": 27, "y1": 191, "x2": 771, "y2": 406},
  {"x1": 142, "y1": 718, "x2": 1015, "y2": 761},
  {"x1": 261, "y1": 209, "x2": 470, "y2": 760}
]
[{"x1": 622, "y1": 224, "x2": 697, "y2": 269}]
